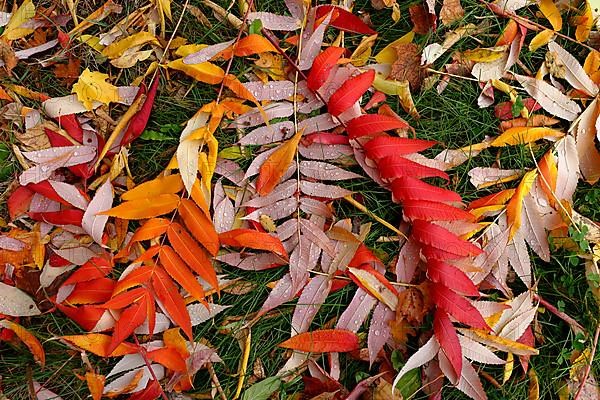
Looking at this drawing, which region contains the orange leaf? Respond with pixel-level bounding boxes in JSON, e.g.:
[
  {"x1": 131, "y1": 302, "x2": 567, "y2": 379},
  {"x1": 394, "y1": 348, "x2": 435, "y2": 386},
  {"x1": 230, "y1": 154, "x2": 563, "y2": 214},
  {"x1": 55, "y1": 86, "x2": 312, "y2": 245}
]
[
  {"x1": 159, "y1": 246, "x2": 207, "y2": 303},
  {"x1": 178, "y1": 198, "x2": 220, "y2": 256},
  {"x1": 102, "y1": 287, "x2": 149, "y2": 309},
  {"x1": 278, "y1": 329, "x2": 359, "y2": 353},
  {"x1": 108, "y1": 295, "x2": 149, "y2": 354},
  {"x1": 506, "y1": 170, "x2": 537, "y2": 239},
  {"x1": 167, "y1": 222, "x2": 219, "y2": 291},
  {"x1": 85, "y1": 372, "x2": 105, "y2": 400},
  {"x1": 101, "y1": 194, "x2": 180, "y2": 219},
  {"x1": 163, "y1": 328, "x2": 190, "y2": 359},
  {"x1": 121, "y1": 174, "x2": 184, "y2": 201},
  {"x1": 114, "y1": 265, "x2": 156, "y2": 295},
  {"x1": 61, "y1": 334, "x2": 137, "y2": 357},
  {"x1": 537, "y1": 150, "x2": 558, "y2": 207},
  {"x1": 223, "y1": 74, "x2": 258, "y2": 103},
  {"x1": 191, "y1": 179, "x2": 211, "y2": 217},
  {"x1": 147, "y1": 347, "x2": 187, "y2": 372},
  {"x1": 219, "y1": 229, "x2": 288, "y2": 259},
  {"x1": 328, "y1": 69, "x2": 375, "y2": 116},
  {"x1": 151, "y1": 268, "x2": 192, "y2": 339},
  {"x1": 233, "y1": 34, "x2": 277, "y2": 57},
  {"x1": 256, "y1": 129, "x2": 303, "y2": 196},
  {"x1": 127, "y1": 218, "x2": 170, "y2": 250},
  {"x1": 0, "y1": 320, "x2": 45, "y2": 366}
]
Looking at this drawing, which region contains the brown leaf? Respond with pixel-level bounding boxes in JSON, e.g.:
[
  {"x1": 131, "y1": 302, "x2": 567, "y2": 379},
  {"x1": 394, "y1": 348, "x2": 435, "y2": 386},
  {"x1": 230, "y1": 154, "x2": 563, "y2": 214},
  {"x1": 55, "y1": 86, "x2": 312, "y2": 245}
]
[
  {"x1": 54, "y1": 57, "x2": 81, "y2": 85},
  {"x1": 389, "y1": 43, "x2": 424, "y2": 90},
  {"x1": 0, "y1": 39, "x2": 17, "y2": 75},
  {"x1": 409, "y1": 4, "x2": 435, "y2": 35},
  {"x1": 440, "y1": 0, "x2": 465, "y2": 26}
]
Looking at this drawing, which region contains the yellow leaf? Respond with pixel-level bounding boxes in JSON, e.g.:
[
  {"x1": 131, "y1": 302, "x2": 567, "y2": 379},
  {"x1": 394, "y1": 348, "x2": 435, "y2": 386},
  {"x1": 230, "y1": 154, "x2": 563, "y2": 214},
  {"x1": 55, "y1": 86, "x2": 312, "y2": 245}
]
[
  {"x1": 121, "y1": 174, "x2": 184, "y2": 201},
  {"x1": 256, "y1": 129, "x2": 303, "y2": 196},
  {"x1": 72, "y1": 69, "x2": 120, "y2": 110},
  {"x1": 350, "y1": 34, "x2": 377, "y2": 67},
  {"x1": 503, "y1": 352, "x2": 514, "y2": 384},
  {"x1": 373, "y1": 76, "x2": 419, "y2": 119},
  {"x1": 347, "y1": 267, "x2": 398, "y2": 310},
  {"x1": 85, "y1": 372, "x2": 105, "y2": 400},
  {"x1": 529, "y1": 29, "x2": 555, "y2": 52},
  {"x1": 491, "y1": 127, "x2": 565, "y2": 147},
  {"x1": 584, "y1": 50, "x2": 600, "y2": 83},
  {"x1": 167, "y1": 59, "x2": 225, "y2": 84},
  {"x1": 101, "y1": 194, "x2": 181, "y2": 219},
  {"x1": 528, "y1": 369, "x2": 539, "y2": 400},
  {"x1": 576, "y1": 1, "x2": 593, "y2": 42},
  {"x1": 175, "y1": 44, "x2": 207, "y2": 57},
  {"x1": 539, "y1": 0, "x2": 562, "y2": 31},
  {"x1": 459, "y1": 328, "x2": 539, "y2": 356},
  {"x1": 102, "y1": 32, "x2": 159, "y2": 59},
  {"x1": 374, "y1": 31, "x2": 414, "y2": 64},
  {"x1": 506, "y1": 170, "x2": 538, "y2": 239},
  {"x1": 1, "y1": 0, "x2": 35, "y2": 40},
  {"x1": 79, "y1": 35, "x2": 105, "y2": 52},
  {"x1": 462, "y1": 46, "x2": 508, "y2": 62}
]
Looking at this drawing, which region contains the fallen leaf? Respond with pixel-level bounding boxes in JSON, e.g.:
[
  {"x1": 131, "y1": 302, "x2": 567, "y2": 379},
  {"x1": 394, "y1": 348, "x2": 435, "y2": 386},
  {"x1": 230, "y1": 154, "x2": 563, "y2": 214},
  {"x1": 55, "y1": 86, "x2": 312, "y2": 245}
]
[{"x1": 72, "y1": 69, "x2": 120, "y2": 110}]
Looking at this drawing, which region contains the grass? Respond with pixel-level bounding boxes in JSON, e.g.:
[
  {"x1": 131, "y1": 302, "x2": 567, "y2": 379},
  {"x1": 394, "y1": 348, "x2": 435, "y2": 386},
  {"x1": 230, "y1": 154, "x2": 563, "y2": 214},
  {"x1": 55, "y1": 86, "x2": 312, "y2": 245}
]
[{"x1": 1, "y1": 0, "x2": 600, "y2": 398}]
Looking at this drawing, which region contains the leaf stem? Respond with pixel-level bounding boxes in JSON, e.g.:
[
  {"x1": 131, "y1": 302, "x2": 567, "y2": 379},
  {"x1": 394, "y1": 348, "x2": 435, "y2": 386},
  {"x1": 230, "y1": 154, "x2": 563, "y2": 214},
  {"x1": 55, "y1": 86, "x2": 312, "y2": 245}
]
[
  {"x1": 132, "y1": 335, "x2": 169, "y2": 400},
  {"x1": 573, "y1": 324, "x2": 600, "y2": 400},
  {"x1": 534, "y1": 294, "x2": 585, "y2": 335},
  {"x1": 343, "y1": 195, "x2": 408, "y2": 239}
]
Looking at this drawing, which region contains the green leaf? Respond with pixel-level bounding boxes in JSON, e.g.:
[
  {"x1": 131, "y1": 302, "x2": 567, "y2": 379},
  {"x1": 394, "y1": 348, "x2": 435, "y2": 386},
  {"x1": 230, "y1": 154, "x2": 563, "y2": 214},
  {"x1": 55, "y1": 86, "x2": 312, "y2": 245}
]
[
  {"x1": 241, "y1": 377, "x2": 281, "y2": 400},
  {"x1": 249, "y1": 19, "x2": 263, "y2": 35},
  {"x1": 395, "y1": 367, "x2": 421, "y2": 399},
  {"x1": 0, "y1": 143, "x2": 13, "y2": 180},
  {"x1": 511, "y1": 96, "x2": 524, "y2": 117},
  {"x1": 140, "y1": 130, "x2": 175, "y2": 141}
]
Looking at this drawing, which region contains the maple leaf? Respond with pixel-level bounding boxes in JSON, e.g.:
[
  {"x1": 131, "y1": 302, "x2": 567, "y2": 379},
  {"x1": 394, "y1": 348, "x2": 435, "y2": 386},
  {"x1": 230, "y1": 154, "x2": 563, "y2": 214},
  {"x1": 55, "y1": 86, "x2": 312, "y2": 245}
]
[{"x1": 72, "y1": 68, "x2": 120, "y2": 110}]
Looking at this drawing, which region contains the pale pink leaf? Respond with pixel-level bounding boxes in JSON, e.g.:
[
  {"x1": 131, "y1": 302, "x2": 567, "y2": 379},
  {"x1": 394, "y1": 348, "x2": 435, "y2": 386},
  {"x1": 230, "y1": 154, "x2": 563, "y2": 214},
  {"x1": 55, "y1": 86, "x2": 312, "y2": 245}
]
[
  {"x1": 259, "y1": 273, "x2": 298, "y2": 315},
  {"x1": 336, "y1": 288, "x2": 377, "y2": 332},
  {"x1": 298, "y1": 12, "x2": 332, "y2": 70},
  {"x1": 392, "y1": 336, "x2": 440, "y2": 389},
  {"x1": 291, "y1": 275, "x2": 331, "y2": 334},
  {"x1": 299, "y1": 161, "x2": 362, "y2": 181},
  {"x1": 243, "y1": 180, "x2": 296, "y2": 208},
  {"x1": 214, "y1": 197, "x2": 235, "y2": 233},
  {"x1": 300, "y1": 218, "x2": 336, "y2": 257},
  {"x1": 506, "y1": 229, "x2": 532, "y2": 287},
  {"x1": 243, "y1": 81, "x2": 295, "y2": 101},
  {"x1": 458, "y1": 335, "x2": 505, "y2": 365},
  {"x1": 183, "y1": 39, "x2": 235, "y2": 64},
  {"x1": 515, "y1": 74, "x2": 581, "y2": 121},
  {"x1": 548, "y1": 41, "x2": 598, "y2": 97},
  {"x1": 229, "y1": 102, "x2": 294, "y2": 129},
  {"x1": 49, "y1": 180, "x2": 89, "y2": 209},
  {"x1": 368, "y1": 302, "x2": 393, "y2": 366},
  {"x1": 299, "y1": 143, "x2": 354, "y2": 160},
  {"x1": 456, "y1": 358, "x2": 487, "y2": 400},
  {"x1": 82, "y1": 179, "x2": 113, "y2": 245},
  {"x1": 521, "y1": 194, "x2": 550, "y2": 261},
  {"x1": 244, "y1": 198, "x2": 298, "y2": 222},
  {"x1": 555, "y1": 136, "x2": 579, "y2": 202},
  {"x1": 577, "y1": 99, "x2": 600, "y2": 183},
  {"x1": 0, "y1": 236, "x2": 26, "y2": 251},
  {"x1": 0, "y1": 282, "x2": 41, "y2": 316},
  {"x1": 468, "y1": 167, "x2": 522, "y2": 189},
  {"x1": 300, "y1": 181, "x2": 352, "y2": 198},
  {"x1": 396, "y1": 237, "x2": 420, "y2": 283},
  {"x1": 299, "y1": 198, "x2": 333, "y2": 219},
  {"x1": 285, "y1": 0, "x2": 306, "y2": 19},
  {"x1": 33, "y1": 381, "x2": 64, "y2": 400},
  {"x1": 241, "y1": 122, "x2": 294, "y2": 146},
  {"x1": 298, "y1": 113, "x2": 339, "y2": 134},
  {"x1": 247, "y1": 12, "x2": 300, "y2": 31},
  {"x1": 104, "y1": 365, "x2": 164, "y2": 395}
]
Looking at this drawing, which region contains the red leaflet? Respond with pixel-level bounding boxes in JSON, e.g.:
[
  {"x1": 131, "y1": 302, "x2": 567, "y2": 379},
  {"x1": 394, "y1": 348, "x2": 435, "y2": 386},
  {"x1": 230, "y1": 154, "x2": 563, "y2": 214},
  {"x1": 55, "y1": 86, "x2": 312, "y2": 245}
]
[
  {"x1": 121, "y1": 77, "x2": 159, "y2": 145},
  {"x1": 28, "y1": 181, "x2": 72, "y2": 207},
  {"x1": 56, "y1": 304, "x2": 105, "y2": 331},
  {"x1": 411, "y1": 220, "x2": 483, "y2": 258},
  {"x1": 348, "y1": 244, "x2": 383, "y2": 269},
  {"x1": 315, "y1": 5, "x2": 377, "y2": 35},
  {"x1": 219, "y1": 229, "x2": 288, "y2": 259},
  {"x1": 328, "y1": 70, "x2": 375, "y2": 116},
  {"x1": 378, "y1": 156, "x2": 449, "y2": 182},
  {"x1": 7, "y1": 186, "x2": 34, "y2": 220},
  {"x1": 151, "y1": 268, "x2": 192, "y2": 339},
  {"x1": 129, "y1": 380, "x2": 162, "y2": 400},
  {"x1": 307, "y1": 47, "x2": 345, "y2": 91},
  {"x1": 431, "y1": 283, "x2": 489, "y2": 330},
  {"x1": 56, "y1": 114, "x2": 84, "y2": 143},
  {"x1": 402, "y1": 200, "x2": 475, "y2": 222},
  {"x1": 62, "y1": 257, "x2": 112, "y2": 286},
  {"x1": 114, "y1": 265, "x2": 156, "y2": 295},
  {"x1": 102, "y1": 287, "x2": 149, "y2": 309},
  {"x1": 433, "y1": 308, "x2": 462, "y2": 383},
  {"x1": 391, "y1": 176, "x2": 462, "y2": 203},
  {"x1": 363, "y1": 136, "x2": 436, "y2": 159},
  {"x1": 147, "y1": 347, "x2": 187, "y2": 372},
  {"x1": 107, "y1": 295, "x2": 148, "y2": 354},
  {"x1": 178, "y1": 199, "x2": 220, "y2": 256},
  {"x1": 66, "y1": 278, "x2": 116, "y2": 305},
  {"x1": 346, "y1": 114, "x2": 410, "y2": 138},
  {"x1": 421, "y1": 245, "x2": 468, "y2": 261},
  {"x1": 427, "y1": 259, "x2": 479, "y2": 297},
  {"x1": 278, "y1": 329, "x2": 359, "y2": 352},
  {"x1": 29, "y1": 209, "x2": 84, "y2": 226},
  {"x1": 44, "y1": 128, "x2": 94, "y2": 179},
  {"x1": 167, "y1": 222, "x2": 219, "y2": 292},
  {"x1": 159, "y1": 246, "x2": 207, "y2": 303}
]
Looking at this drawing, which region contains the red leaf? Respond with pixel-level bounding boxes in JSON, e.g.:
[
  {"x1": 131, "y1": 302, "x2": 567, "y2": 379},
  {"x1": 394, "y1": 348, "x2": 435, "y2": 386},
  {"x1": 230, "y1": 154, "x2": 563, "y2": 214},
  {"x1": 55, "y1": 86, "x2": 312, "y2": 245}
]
[
  {"x1": 433, "y1": 308, "x2": 462, "y2": 383},
  {"x1": 121, "y1": 77, "x2": 159, "y2": 145},
  {"x1": 66, "y1": 278, "x2": 116, "y2": 305},
  {"x1": 328, "y1": 70, "x2": 375, "y2": 116},
  {"x1": 29, "y1": 209, "x2": 84, "y2": 226},
  {"x1": 494, "y1": 98, "x2": 541, "y2": 120},
  {"x1": 27, "y1": 181, "x2": 73, "y2": 207},
  {"x1": 151, "y1": 268, "x2": 192, "y2": 339},
  {"x1": 44, "y1": 128, "x2": 94, "y2": 179},
  {"x1": 315, "y1": 5, "x2": 377, "y2": 34},
  {"x1": 278, "y1": 329, "x2": 359, "y2": 352},
  {"x1": 107, "y1": 295, "x2": 149, "y2": 354},
  {"x1": 102, "y1": 287, "x2": 149, "y2": 310},
  {"x1": 346, "y1": 114, "x2": 409, "y2": 138},
  {"x1": 159, "y1": 245, "x2": 207, "y2": 303},
  {"x1": 56, "y1": 304, "x2": 105, "y2": 331},
  {"x1": 219, "y1": 229, "x2": 288, "y2": 259},
  {"x1": 431, "y1": 283, "x2": 489, "y2": 330},
  {"x1": 307, "y1": 47, "x2": 345, "y2": 91},
  {"x1": 178, "y1": 199, "x2": 220, "y2": 256},
  {"x1": 378, "y1": 156, "x2": 449, "y2": 182},
  {"x1": 7, "y1": 186, "x2": 34, "y2": 220},
  {"x1": 114, "y1": 265, "x2": 156, "y2": 295},
  {"x1": 62, "y1": 257, "x2": 112, "y2": 286},
  {"x1": 402, "y1": 200, "x2": 475, "y2": 221},
  {"x1": 411, "y1": 220, "x2": 483, "y2": 258},
  {"x1": 128, "y1": 380, "x2": 162, "y2": 400},
  {"x1": 427, "y1": 259, "x2": 479, "y2": 297},
  {"x1": 363, "y1": 136, "x2": 436, "y2": 159},
  {"x1": 147, "y1": 347, "x2": 187, "y2": 372},
  {"x1": 391, "y1": 176, "x2": 462, "y2": 203},
  {"x1": 303, "y1": 132, "x2": 349, "y2": 145},
  {"x1": 349, "y1": 244, "x2": 383, "y2": 269},
  {"x1": 167, "y1": 222, "x2": 219, "y2": 292},
  {"x1": 56, "y1": 114, "x2": 84, "y2": 143}
]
